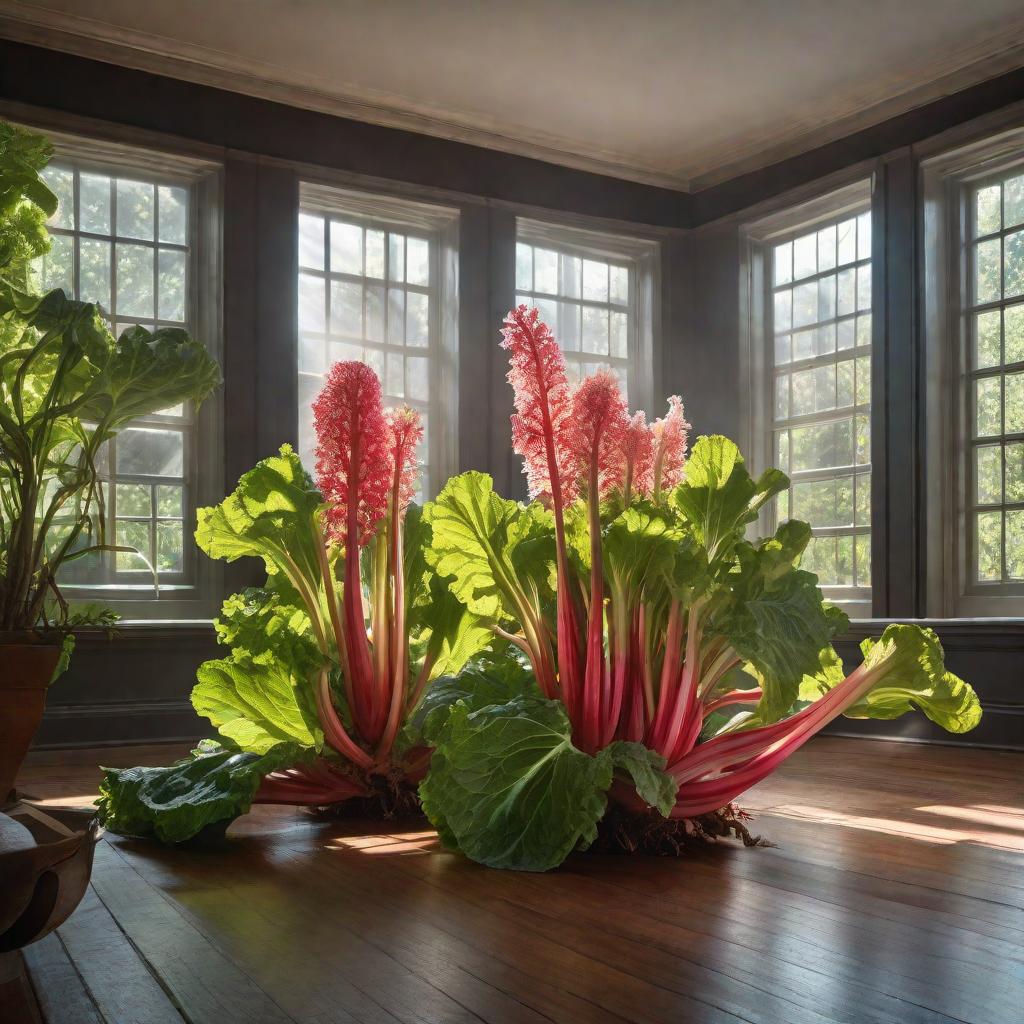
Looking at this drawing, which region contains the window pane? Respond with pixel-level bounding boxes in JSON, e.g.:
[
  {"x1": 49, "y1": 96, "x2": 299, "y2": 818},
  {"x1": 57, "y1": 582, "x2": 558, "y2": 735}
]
[
  {"x1": 298, "y1": 213, "x2": 325, "y2": 269},
  {"x1": 331, "y1": 221, "x2": 362, "y2": 274},
  {"x1": 80, "y1": 173, "x2": 111, "y2": 234},
  {"x1": 36, "y1": 233, "x2": 73, "y2": 293},
  {"x1": 116, "y1": 243, "x2": 154, "y2": 317},
  {"x1": 80, "y1": 238, "x2": 111, "y2": 311},
  {"x1": 975, "y1": 309, "x2": 1001, "y2": 369},
  {"x1": 773, "y1": 241, "x2": 792, "y2": 285},
  {"x1": 1005, "y1": 230, "x2": 1024, "y2": 299},
  {"x1": 116, "y1": 179, "x2": 155, "y2": 240},
  {"x1": 158, "y1": 186, "x2": 188, "y2": 245},
  {"x1": 976, "y1": 185, "x2": 1001, "y2": 236},
  {"x1": 156, "y1": 521, "x2": 184, "y2": 572},
  {"x1": 44, "y1": 161, "x2": 198, "y2": 591},
  {"x1": 116, "y1": 428, "x2": 184, "y2": 477},
  {"x1": 1005, "y1": 176, "x2": 1024, "y2": 231},
  {"x1": 299, "y1": 203, "x2": 442, "y2": 495},
  {"x1": 975, "y1": 445, "x2": 1002, "y2": 505},
  {"x1": 1006, "y1": 305, "x2": 1024, "y2": 364},
  {"x1": 975, "y1": 376, "x2": 1001, "y2": 437},
  {"x1": 406, "y1": 237, "x2": 429, "y2": 286},
  {"x1": 976, "y1": 511, "x2": 1002, "y2": 581},
  {"x1": 975, "y1": 239, "x2": 1001, "y2": 303},
  {"x1": 42, "y1": 166, "x2": 74, "y2": 229},
  {"x1": 769, "y1": 204, "x2": 872, "y2": 598},
  {"x1": 515, "y1": 233, "x2": 641, "y2": 403},
  {"x1": 158, "y1": 249, "x2": 186, "y2": 322},
  {"x1": 793, "y1": 232, "x2": 816, "y2": 280},
  {"x1": 515, "y1": 242, "x2": 532, "y2": 290}
]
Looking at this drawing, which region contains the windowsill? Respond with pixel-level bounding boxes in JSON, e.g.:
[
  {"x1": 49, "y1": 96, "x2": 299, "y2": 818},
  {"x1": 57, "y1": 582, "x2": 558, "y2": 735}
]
[
  {"x1": 840, "y1": 617, "x2": 1024, "y2": 649},
  {"x1": 71, "y1": 619, "x2": 216, "y2": 645}
]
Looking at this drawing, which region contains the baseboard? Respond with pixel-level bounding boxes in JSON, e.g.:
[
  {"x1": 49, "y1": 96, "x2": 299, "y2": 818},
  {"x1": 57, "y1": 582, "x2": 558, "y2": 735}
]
[{"x1": 34, "y1": 699, "x2": 212, "y2": 749}]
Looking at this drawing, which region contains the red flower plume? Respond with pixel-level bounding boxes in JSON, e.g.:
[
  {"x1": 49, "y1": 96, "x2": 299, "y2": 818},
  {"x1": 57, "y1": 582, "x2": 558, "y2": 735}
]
[
  {"x1": 385, "y1": 405, "x2": 423, "y2": 513},
  {"x1": 313, "y1": 361, "x2": 392, "y2": 548},
  {"x1": 500, "y1": 305, "x2": 577, "y2": 504},
  {"x1": 651, "y1": 395, "x2": 690, "y2": 494},
  {"x1": 622, "y1": 410, "x2": 655, "y2": 498},
  {"x1": 568, "y1": 370, "x2": 630, "y2": 498}
]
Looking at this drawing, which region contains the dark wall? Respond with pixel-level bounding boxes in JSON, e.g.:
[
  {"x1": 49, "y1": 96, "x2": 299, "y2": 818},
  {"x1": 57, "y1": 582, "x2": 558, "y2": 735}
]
[{"x1": 7, "y1": 39, "x2": 1022, "y2": 751}]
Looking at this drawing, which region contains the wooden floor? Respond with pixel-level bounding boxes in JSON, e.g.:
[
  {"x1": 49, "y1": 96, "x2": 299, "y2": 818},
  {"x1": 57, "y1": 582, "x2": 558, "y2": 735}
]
[{"x1": 11, "y1": 736, "x2": 1024, "y2": 1024}]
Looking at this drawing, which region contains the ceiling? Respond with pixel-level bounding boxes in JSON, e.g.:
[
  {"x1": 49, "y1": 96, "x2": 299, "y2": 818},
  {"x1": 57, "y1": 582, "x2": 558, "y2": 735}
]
[{"x1": 2, "y1": 0, "x2": 1024, "y2": 191}]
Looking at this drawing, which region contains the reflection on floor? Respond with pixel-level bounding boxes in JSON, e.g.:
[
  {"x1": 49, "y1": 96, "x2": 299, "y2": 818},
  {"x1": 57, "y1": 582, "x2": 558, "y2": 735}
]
[{"x1": 13, "y1": 735, "x2": 1024, "y2": 1024}]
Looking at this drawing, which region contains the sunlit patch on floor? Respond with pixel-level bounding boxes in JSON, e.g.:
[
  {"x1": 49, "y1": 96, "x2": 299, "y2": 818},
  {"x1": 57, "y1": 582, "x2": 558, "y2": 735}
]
[
  {"x1": 765, "y1": 803, "x2": 1024, "y2": 850},
  {"x1": 324, "y1": 832, "x2": 439, "y2": 855}
]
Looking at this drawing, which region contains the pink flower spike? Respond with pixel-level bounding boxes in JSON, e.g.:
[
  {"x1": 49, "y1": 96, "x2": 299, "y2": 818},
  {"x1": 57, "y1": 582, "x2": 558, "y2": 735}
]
[
  {"x1": 622, "y1": 410, "x2": 655, "y2": 500},
  {"x1": 651, "y1": 395, "x2": 691, "y2": 496},
  {"x1": 568, "y1": 370, "x2": 630, "y2": 498},
  {"x1": 313, "y1": 361, "x2": 393, "y2": 549},
  {"x1": 385, "y1": 405, "x2": 424, "y2": 513},
  {"x1": 500, "y1": 305, "x2": 577, "y2": 502}
]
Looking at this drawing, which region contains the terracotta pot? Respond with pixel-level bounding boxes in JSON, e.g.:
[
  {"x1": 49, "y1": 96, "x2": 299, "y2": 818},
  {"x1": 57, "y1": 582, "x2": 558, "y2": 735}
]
[{"x1": 0, "y1": 641, "x2": 62, "y2": 804}]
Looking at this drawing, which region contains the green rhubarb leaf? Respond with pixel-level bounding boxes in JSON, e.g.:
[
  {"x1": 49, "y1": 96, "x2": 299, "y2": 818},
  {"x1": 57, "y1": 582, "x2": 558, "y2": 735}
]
[
  {"x1": 97, "y1": 742, "x2": 305, "y2": 843},
  {"x1": 601, "y1": 741, "x2": 677, "y2": 816},
  {"x1": 195, "y1": 445, "x2": 323, "y2": 582},
  {"x1": 602, "y1": 501, "x2": 684, "y2": 604},
  {"x1": 215, "y1": 586, "x2": 321, "y2": 673},
  {"x1": 670, "y1": 435, "x2": 787, "y2": 562},
  {"x1": 715, "y1": 525, "x2": 847, "y2": 723},
  {"x1": 78, "y1": 325, "x2": 221, "y2": 429},
  {"x1": 192, "y1": 647, "x2": 323, "y2": 755},
  {"x1": 424, "y1": 471, "x2": 552, "y2": 621},
  {"x1": 419, "y1": 695, "x2": 616, "y2": 871},
  {"x1": 847, "y1": 625, "x2": 981, "y2": 733},
  {"x1": 406, "y1": 657, "x2": 539, "y2": 748}
]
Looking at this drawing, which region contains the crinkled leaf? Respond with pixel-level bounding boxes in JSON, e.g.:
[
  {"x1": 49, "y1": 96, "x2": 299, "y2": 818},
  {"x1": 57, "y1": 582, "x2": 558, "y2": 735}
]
[
  {"x1": 425, "y1": 471, "x2": 552, "y2": 621},
  {"x1": 715, "y1": 527, "x2": 847, "y2": 722},
  {"x1": 192, "y1": 650, "x2": 323, "y2": 755},
  {"x1": 670, "y1": 435, "x2": 787, "y2": 561},
  {"x1": 195, "y1": 445, "x2": 323, "y2": 582},
  {"x1": 603, "y1": 501, "x2": 683, "y2": 605},
  {"x1": 406, "y1": 657, "x2": 539, "y2": 748},
  {"x1": 847, "y1": 625, "x2": 982, "y2": 732},
  {"x1": 97, "y1": 742, "x2": 304, "y2": 843},
  {"x1": 419, "y1": 695, "x2": 616, "y2": 871},
  {"x1": 79, "y1": 325, "x2": 220, "y2": 429},
  {"x1": 600, "y1": 741, "x2": 676, "y2": 816},
  {"x1": 215, "y1": 586, "x2": 321, "y2": 673}
]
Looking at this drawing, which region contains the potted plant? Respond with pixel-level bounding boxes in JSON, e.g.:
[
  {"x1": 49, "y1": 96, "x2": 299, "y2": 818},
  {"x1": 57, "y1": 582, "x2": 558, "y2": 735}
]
[{"x1": 0, "y1": 121, "x2": 220, "y2": 802}]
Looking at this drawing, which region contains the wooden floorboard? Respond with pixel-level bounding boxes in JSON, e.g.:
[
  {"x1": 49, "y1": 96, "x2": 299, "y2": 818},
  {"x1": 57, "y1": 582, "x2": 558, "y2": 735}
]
[{"x1": 14, "y1": 736, "x2": 1024, "y2": 1024}]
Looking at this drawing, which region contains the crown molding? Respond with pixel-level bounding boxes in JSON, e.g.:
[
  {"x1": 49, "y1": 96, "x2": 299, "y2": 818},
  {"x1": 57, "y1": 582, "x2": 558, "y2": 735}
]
[
  {"x1": 0, "y1": 3, "x2": 690, "y2": 191},
  {"x1": 2, "y1": 2, "x2": 1024, "y2": 197},
  {"x1": 685, "y1": 27, "x2": 1024, "y2": 190}
]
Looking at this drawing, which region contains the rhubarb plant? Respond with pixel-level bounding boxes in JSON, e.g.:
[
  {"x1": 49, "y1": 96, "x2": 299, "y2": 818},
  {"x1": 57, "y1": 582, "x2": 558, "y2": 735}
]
[
  {"x1": 98, "y1": 362, "x2": 491, "y2": 841},
  {"x1": 419, "y1": 306, "x2": 982, "y2": 871}
]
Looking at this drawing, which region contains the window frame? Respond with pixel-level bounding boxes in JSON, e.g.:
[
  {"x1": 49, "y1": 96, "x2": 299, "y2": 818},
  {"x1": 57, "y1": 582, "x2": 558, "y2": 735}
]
[
  {"x1": 742, "y1": 178, "x2": 875, "y2": 618},
  {"x1": 297, "y1": 181, "x2": 460, "y2": 498},
  {"x1": 514, "y1": 217, "x2": 660, "y2": 415},
  {"x1": 922, "y1": 126, "x2": 1024, "y2": 616},
  {"x1": 27, "y1": 127, "x2": 224, "y2": 620}
]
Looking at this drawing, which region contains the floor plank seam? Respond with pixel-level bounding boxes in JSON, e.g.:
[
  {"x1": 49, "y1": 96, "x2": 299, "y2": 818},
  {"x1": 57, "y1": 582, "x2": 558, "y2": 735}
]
[
  {"x1": 81, "y1": 874, "x2": 192, "y2": 1024},
  {"x1": 95, "y1": 840, "x2": 302, "y2": 1024}
]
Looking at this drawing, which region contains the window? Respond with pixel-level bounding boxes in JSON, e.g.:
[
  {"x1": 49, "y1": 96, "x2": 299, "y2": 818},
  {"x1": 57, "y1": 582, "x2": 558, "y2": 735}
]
[
  {"x1": 31, "y1": 135, "x2": 221, "y2": 615},
  {"x1": 297, "y1": 184, "x2": 459, "y2": 498},
  {"x1": 922, "y1": 130, "x2": 1024, "y2": 616},
  {"x1": 964, "y1": 170, "x2": 1024, "y2": 591},
  {"x1": 746, "y1": 181, "x2": 874, "y2": 614},
  {"x1": 515, "y1": 218, "x2": 658, "y2": 409}
]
